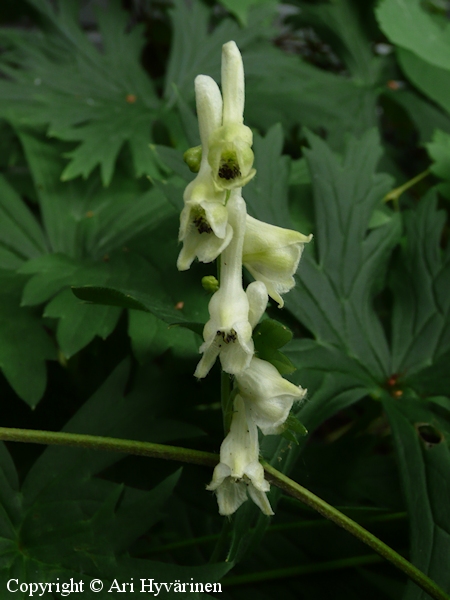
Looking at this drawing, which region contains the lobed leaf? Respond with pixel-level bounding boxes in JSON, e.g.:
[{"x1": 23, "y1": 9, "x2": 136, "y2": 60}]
[
  {"x1": 286, "y1": 130, "x2": 401, "y2": 380},
  {"x1": 0, "y1": 0, "x2": 160, "y2": 185},
  {"x1": 390, "y1": 192, "x2": 450, "y2": 394}
]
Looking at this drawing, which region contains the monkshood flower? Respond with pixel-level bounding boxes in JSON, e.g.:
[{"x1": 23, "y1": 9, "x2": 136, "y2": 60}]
[
  {"x1": 194, "y1": 194, "x2": 268, "y2": 378},
  {"x1": 236, "y1": 357, "x2": 307, "y2": 435},
  {"x1": 207, "y1": 395, "x2": 273, "y2": 516},
  {"x1": 208, "y1": 41, "x2": 256, "y2": 191},
  {"x1": 243, "y1": 215, "x2": 313, "y2": 307},
  {"x1": 177, "y1": 75, "x2": 232, "y2": 271}
]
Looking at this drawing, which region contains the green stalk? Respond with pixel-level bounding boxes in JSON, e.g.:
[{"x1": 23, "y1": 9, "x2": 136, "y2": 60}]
[
  {"x1": 383, "y1": 168, "x2": 430, "y2": 210},
  {"x1": 263, "y1": 461, "x2": 450, "y2": 600},
  {"x1": 0, "y1": 426, "x2": 448, "y2": 600},
  {"x1": 0, "y1": 426, "x2": 217, "y2": 468},
  {"x1": 221, "y1": 371, "x2": 233, "y2": 433}
]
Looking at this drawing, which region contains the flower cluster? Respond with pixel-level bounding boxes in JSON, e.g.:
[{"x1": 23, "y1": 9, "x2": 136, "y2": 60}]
[{"x1": 177, "y1": 41, "x2": 311, "y2": 516}]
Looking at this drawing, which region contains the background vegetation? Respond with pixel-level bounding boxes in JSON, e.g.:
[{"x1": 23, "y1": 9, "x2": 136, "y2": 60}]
[{"x1": 0, "y1": 0, "x2": 449, "y2": 598}]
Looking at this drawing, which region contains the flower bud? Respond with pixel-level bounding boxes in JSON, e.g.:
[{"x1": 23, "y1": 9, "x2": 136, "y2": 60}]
[
  {"x1": 201, "y1": 275, "x2": 219, "y2": 293},
  {"x1": 183, "y1": 145, "x2": 202, "y2": 172}
]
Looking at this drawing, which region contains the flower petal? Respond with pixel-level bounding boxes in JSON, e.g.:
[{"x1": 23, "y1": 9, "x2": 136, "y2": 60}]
[
  {"x1": 243, "y1": 215, "x2": 312, "y2": 307},
  {"x1": 236, "y1": 357, "x2": 306, "y2": 435}
]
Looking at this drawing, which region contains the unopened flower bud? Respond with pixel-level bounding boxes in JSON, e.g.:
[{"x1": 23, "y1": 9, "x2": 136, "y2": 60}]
[
  {"x1": 202, "y1": 275, "x2": 219, "y2": 293},
  {"x1": 183, "y1": 145, "x2": 202, "y2": 172}
]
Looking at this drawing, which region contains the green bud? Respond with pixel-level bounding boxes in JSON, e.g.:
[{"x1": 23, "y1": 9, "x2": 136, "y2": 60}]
[
  {"x1": 202, "y1": 275, "x2": 219, "y2": 293},
  {"x1": 183, "y1": 145, "x2": 202, "y2": 172}
]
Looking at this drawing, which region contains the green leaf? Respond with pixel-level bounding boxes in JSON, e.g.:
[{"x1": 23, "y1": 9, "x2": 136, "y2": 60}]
[
  {"x1": 253, "y1": 318, "x2": 296, "y2": 374},
  {"x1": 217, "y1": 0, "x2": 272, "y2": 27},
  {"x1": 281, "y1": 414, "x2": 308, "y2": 442},
  {"x1": 164, "y1": 0, "x2": 276, "y2": 103},
  {"x1": 245, "y1": 124, "x2": 293, "y2": 229},
  {"x1": 386, "y1": 90, "x2": 450, "y2": 144},
  {"x1": 397, "y1": 48, "x2": 450, "y2": 116},
  {"x1": 20, "y1": 251, "x2": 165, "y2": 357},
  {"x1": 72, "y1": 285, "x2": 191, "y2": 326},
  {"x1": 0, "y1": 270, "x2": 55, "y2": 406},
  {"x1": 16, "y1": 129, "x2": 173, "y2": 259},
  {"x1": 128, "y1": 312, "x2": 201, "y2": 363},
  {"x1": 427, "y1": 129, "x2": 450, "y2": 180},
  {"x1": 382, "y1": 394, "x2": 450, "y2": 598},
  {"x1": 294, "y1": 0, "x2": 381, "y2": 83},
  {"x1": 286, "y1": 130, "x2": 401, "y2": 380},
  {"x1": 390, "y1": 192, "x2": 450, "y2": 394},
  {"x1": 0, "y1": 360, "x2": 225, "y2": 590},
  {"x1": 45, "y1": 288, "x2": 121, "y2": 358},
  {"x1": 289, "y1": 157, "x2": 311, "y2": 187},
  {"x1": 286, "y1": 339, "x2": 378, "y2": 434},
  {"x1": 0, "y1": 0, "x2": 161, "y2": 185},
  {"x1": 244, "y1": 45, "x2": 379, "y2": 151},
  {"x1": 376, "y1": 0, "x2": 450, "y2": 71},
  {"x1": 0, "y1": 173, "x2": 47, "y2": 269}
]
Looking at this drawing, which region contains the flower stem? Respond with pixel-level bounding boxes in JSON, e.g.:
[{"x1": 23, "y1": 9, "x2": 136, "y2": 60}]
[{"x1": 0, "y1": 426, "x2": 448, "y2": 600}]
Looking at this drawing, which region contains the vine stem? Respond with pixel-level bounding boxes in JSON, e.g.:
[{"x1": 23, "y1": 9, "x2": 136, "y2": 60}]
[{"x1": 0, "y1": 427, "x2": 448, "y2": 600}]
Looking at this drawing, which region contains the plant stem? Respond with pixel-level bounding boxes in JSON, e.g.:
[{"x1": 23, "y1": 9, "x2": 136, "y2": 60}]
[
  {"x1": 0, "y1": 426, "x2": 448, "y2": 600},
  {"x1": 383, "y1": 168, "x2": 430, "y2": 209},
  {"x1": 262, "y1": 461, "x2": 450, "y2": 600},
  {"x1": 0, "y1": 426, "x2": 217, "y2": 468},
  {"x1": 221, "y1": 371, "x2": 233, "y2": 433}
]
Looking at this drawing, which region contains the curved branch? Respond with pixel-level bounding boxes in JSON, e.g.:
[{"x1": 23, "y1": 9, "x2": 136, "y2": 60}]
[{"x1": 0, "y1": 426, "x2": 448, "y2": 600}]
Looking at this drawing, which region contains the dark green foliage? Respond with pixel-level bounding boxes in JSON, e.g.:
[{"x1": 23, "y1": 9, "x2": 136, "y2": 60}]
[{"x1": 0, "y1": 0, "x2": 449, "y2": 598}]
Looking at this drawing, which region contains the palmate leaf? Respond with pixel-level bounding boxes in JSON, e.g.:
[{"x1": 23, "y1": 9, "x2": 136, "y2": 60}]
[
  {"x1": 164, "y1": 0, "x2": 276, "y2": 103},
  {"x1": 0, "y1": 174, "x2": 48, "y2": 269},
  {"x1": 0, "y1": 0, "x2": 160, "y2": 185},
  {"x1": 243, "y1": 45, "x2": 379, "y2": 151},
  {"x1": 244, "y1": 124, "x2": 292, "y2": 229},
  {"x1": 390, "y1": 192, "x2": 450, "y2": 395},
  {"x1": 8, "y1": 129, "x2": 177, "y2": 362},
  {"x1": 0, "y1": 270, "x2": 55, "y2": 407},
  {"x1": 20, "y1": 251, "x2": 164, "y2": 358},
  {"x1": 382, "y1": 394, "x2": 450, "y2": 599},
  {"x1": 286, "y1": 129, "x2": 401, "y2": 381},
  {"x1": 16, "y1": 129, "x2": 173, "y2": 260}
]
